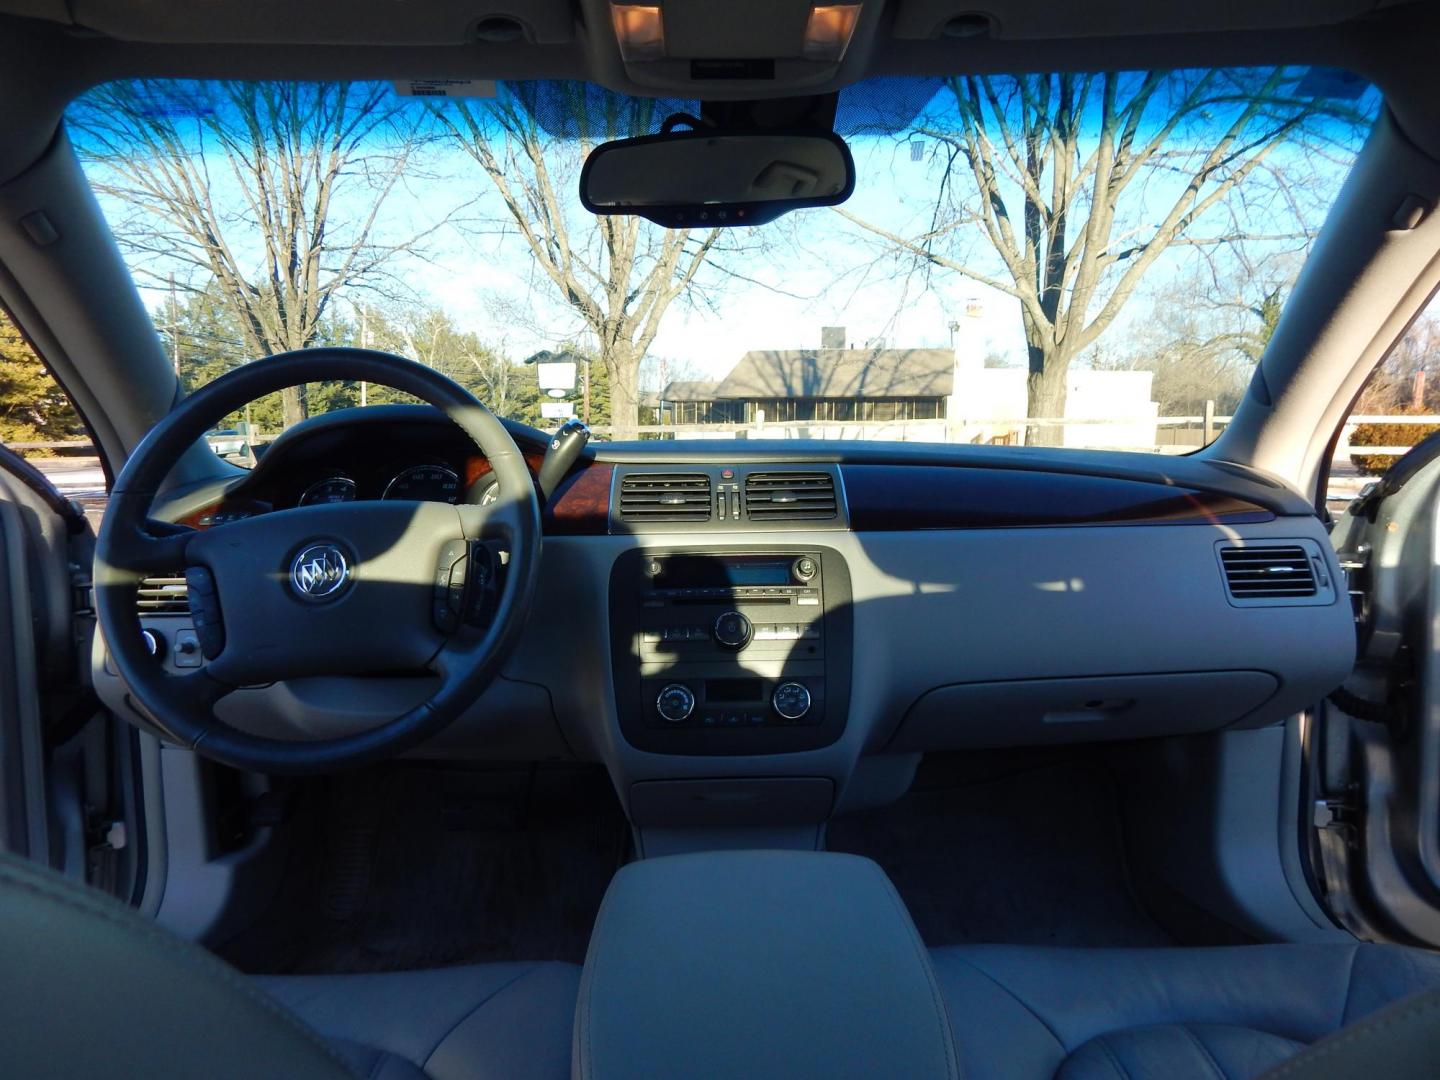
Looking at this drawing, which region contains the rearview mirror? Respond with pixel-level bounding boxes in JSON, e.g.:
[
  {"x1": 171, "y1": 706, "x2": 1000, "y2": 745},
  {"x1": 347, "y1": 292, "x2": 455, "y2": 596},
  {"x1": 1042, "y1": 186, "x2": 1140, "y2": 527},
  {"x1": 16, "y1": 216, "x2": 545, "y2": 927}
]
[{"x1": 580, "y1": 129, "x2": 855, "y2": 228}]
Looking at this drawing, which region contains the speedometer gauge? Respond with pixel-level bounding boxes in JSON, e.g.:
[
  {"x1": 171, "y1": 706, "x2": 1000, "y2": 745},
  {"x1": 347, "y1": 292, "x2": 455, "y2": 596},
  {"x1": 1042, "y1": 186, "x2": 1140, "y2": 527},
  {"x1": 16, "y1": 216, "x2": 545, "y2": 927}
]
[
  {"x1": 382, "y1": 464, "x2": 462, "y2": 503},
  {"x1": 299, "y1": 476, "x2": 357, "y2": 505}
]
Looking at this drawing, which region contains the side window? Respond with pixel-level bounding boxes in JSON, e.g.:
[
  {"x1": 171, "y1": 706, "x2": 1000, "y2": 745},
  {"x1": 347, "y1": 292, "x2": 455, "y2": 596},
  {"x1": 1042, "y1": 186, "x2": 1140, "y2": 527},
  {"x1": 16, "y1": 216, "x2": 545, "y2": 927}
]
[
  {"x1": 0, "y1": 310, "x2": 102, "y2": 510},
  {"x1": 1325, "y1": 310, "x2": 1440, "y2": 512}
]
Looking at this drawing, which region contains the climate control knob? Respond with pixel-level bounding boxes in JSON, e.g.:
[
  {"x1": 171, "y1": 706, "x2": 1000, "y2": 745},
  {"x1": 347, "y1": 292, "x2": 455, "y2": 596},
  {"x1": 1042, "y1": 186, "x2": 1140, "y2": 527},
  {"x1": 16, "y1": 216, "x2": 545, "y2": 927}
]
[
  {"x1": 656, "y1": 684, "x2": 696, "y2": 723},
  {"x1": 771, "y1": 681, "x2": 812, "y2": 721},
  {"x1": 712, "y1": 610, "x2": 753, "y2": 649}
]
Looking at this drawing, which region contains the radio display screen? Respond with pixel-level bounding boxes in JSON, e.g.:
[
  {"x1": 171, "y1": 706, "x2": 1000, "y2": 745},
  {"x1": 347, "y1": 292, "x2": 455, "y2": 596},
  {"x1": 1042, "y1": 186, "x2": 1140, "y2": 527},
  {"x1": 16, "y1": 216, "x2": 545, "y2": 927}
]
[
  {"x1": 653, "y1": 555, "x2": 796, "y2": 588},
  {"x1": 728, "y1": 561, "x2": 791, "y2": 585}
]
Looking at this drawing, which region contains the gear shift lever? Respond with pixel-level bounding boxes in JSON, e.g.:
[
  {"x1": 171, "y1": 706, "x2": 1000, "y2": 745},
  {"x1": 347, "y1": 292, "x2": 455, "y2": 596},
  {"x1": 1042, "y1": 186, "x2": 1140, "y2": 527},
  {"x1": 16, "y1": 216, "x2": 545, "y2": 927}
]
[{"x1": 537, "y1": 419, "x2": 590, "y2": 502}]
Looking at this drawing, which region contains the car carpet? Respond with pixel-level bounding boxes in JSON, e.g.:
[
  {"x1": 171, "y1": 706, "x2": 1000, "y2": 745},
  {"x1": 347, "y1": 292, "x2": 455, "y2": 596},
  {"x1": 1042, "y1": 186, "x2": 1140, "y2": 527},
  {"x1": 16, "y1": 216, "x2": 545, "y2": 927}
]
[
  {"x1": 223, "y1": 750, "x2": 1167, "y2": 973},
  {"x1": 826, "y1": 749, "x2": 1174, "y2": 947},
  {"x1": 218, "y1": 762, "x2": 629, "y2": 974}
]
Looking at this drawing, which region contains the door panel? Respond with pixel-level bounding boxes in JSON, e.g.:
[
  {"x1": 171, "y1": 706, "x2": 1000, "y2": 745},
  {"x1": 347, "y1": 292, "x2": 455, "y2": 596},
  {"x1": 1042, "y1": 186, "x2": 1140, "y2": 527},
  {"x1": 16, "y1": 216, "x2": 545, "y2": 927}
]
[
  {"x1": 1318, "y1": 440, "x2": 1440, "y2": 944},
  {"x1": 0, "y1": 460, "x2": 66, "y2": 861}
]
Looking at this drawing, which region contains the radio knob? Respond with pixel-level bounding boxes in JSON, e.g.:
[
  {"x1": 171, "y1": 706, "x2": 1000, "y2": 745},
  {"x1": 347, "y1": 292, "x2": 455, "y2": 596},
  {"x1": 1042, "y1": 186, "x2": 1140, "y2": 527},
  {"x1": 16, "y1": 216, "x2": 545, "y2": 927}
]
[
  {"x1": 656, "y1": 684, "x2": 696, "y2": 723},
  {"x1": 140, "y1": 628, "x2": 165, "y2": 660},
  {"x1": 792, "y1": 556, "x2": 818, "y2": 583},
  {"x1": 712, "y1": 610, "x2": 753, "y2": 649},
  {"x1": 772, "y1": 681, "x2": 812, "y2": 721}
]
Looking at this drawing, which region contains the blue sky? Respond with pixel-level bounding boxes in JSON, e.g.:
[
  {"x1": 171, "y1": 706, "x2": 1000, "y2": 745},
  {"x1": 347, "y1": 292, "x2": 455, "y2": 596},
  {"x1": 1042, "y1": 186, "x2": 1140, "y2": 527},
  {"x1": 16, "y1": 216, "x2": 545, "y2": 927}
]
[{"x1": 68, "y1": 71, "x2": 1380, "y2": 387}]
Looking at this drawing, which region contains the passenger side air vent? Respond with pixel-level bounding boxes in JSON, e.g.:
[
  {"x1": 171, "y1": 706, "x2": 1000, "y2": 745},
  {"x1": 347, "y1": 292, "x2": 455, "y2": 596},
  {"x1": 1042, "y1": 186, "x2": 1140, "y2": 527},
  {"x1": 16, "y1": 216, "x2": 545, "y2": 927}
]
[
  {"x1": 1218, "y1": 545, "x2": 1318, "y2": 601},
  {"x1": 618, "y1": 472, "x2": 713, "y2": 523},
  {"x1": 745, "y1": 471, "x2": 837, "y2": 522},
  {"x1": 136, "y1": 574, "x2": 190, "y2": 615}
]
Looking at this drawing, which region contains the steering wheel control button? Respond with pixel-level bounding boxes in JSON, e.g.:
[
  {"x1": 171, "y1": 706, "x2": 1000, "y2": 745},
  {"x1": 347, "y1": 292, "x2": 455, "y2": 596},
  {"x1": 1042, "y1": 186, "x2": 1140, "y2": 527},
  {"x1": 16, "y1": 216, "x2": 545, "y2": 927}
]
[
  {"x1": 792, "y1": 556, "x2": 818, "y2": 582},
  {"x1": 712, "y1": 610, "x2": 753, "y2": 649},
  {"x1": 772, "y1": 681, "x2": 812, "y2": 721},
  {"x1": 289, "y1": 542, "x2": 351, "y2": 603},
  {"x1": 656, "y1": 684, "x2": 696, "y2": 724},
  {"x1": 463, "y1": 540, "x2": 505, "y2": 628},
  {"x1": 183, "y1": 566, "x2": 227, "y2": 658},
  {"x1": 172, "y1": 629, "x2": 203, "y2": 668},
  {"x1": 431, "y1": 539, "x2": 469, "y2": 632}
]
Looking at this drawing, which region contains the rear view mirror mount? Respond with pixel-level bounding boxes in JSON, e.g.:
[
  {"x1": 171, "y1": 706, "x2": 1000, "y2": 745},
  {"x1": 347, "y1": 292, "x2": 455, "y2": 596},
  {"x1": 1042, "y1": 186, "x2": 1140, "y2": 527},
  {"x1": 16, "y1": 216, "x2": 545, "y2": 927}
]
[{"x1": 579, "y1": 127, "x2": 856, "y2": 228}]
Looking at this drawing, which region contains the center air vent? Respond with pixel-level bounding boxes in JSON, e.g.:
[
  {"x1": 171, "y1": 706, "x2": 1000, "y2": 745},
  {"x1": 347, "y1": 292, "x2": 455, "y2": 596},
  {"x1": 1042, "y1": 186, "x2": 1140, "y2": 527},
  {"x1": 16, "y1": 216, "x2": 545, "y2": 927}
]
[
  {"x1": 618, "y1": 472, "x2": 712, "y2": 523},
  {"x1": 137, "y1": 574, "x2": 190, "y2": 615},
  {"x1": 745, "y1": 472, "x2": 837, "y2": 522},
  {"x1": 1218, "y1": 545, "x2": 1319, "y2": 602}
]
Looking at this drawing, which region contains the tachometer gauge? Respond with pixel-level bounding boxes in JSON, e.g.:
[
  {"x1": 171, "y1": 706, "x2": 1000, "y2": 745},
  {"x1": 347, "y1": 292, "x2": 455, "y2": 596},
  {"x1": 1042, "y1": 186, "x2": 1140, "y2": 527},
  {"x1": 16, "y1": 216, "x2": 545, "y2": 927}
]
[
  {"x1": 299, "y1": 476, "x2": 358, "y2": 505},
  {"x1": 382, "y1": 464, "x2": 462, "y2": 503}
]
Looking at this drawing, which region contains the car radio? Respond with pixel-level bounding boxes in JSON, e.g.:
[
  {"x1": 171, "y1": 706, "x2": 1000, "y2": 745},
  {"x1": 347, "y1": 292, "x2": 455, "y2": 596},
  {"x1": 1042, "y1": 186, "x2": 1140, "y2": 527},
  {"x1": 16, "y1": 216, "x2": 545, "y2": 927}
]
[{"x1": 609, "y1": 547, "x2": 852, "y2": 755}]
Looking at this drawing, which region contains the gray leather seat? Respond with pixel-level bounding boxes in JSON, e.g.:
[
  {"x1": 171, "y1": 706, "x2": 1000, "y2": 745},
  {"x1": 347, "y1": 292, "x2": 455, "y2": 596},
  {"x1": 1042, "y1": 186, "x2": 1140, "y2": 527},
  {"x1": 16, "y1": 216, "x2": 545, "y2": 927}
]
[
  {"x1": 931, "y1": 942, "x2": 1440, "y2": 1079},
  {"x1": 4, "y1": 845, "x2": 1439, "y2": 1079},
  {"x1": 256, "y1": 964, "x2": 579, "y2": 1080},
  {"x1": 0, "y1": 851, "x2": 578, "y2": 1079}
]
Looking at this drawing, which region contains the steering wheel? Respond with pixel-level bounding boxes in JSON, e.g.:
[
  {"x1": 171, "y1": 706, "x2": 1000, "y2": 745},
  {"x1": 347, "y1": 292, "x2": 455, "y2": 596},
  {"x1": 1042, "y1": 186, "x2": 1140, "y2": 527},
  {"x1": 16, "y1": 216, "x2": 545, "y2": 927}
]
[{"x1": 94, "y1": 348, "x2": 542, "y2": 774}]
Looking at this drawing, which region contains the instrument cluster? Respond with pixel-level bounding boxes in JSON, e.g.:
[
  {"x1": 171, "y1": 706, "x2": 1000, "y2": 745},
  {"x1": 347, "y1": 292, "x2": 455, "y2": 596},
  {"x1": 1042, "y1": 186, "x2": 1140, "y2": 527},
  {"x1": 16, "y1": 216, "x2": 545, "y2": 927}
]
[{"x1": 297, "y1": 462, "x2": 467, "y2": 506}]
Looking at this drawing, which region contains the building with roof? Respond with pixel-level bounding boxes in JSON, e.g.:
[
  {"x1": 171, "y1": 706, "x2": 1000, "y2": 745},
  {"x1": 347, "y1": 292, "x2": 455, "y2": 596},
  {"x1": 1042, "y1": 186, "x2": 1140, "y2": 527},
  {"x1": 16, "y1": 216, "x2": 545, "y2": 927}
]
[
  {"x1": 660, "y1": 337, "x2": 954, "y2": 429},
  {"x1": 657, "y1": 327, "x2": 1159, "y2": 447}
]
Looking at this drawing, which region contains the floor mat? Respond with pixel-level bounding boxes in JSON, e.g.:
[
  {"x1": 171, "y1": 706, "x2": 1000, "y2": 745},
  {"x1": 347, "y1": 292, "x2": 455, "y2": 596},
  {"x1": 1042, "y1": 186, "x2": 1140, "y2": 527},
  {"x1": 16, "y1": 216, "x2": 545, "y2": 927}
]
[
  {"x1": 826, "y1": 749, "x2": 1173, "y2": 948},
  {"x1": 221, "y1": 763, "x2": 629, "y2": 974}
]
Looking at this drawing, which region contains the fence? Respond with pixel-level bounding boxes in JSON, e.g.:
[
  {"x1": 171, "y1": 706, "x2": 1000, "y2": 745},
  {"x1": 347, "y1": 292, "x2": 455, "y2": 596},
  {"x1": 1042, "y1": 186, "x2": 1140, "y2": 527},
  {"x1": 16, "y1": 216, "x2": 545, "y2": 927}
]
[{"x1": 9, "y1": 413, "x2": 1440, "y2": 460}]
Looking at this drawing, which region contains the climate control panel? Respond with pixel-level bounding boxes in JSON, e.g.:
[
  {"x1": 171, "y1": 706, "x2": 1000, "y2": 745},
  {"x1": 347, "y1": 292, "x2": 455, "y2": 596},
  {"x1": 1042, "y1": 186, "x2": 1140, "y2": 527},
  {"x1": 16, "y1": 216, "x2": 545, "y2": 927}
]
[
  {"x1": 656, "y1": 683, "x2": 697, "y2": 723},
  {"x1": 609, "y1": 547, "x2": 852, "y2": 756},
  {"x1": 645, "y1": 676, "x2": 826, "y2": 729}
]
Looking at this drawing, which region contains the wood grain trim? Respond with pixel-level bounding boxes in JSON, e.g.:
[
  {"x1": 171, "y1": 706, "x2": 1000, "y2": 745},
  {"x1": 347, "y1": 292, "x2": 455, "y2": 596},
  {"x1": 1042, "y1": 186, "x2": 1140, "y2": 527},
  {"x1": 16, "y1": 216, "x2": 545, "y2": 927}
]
[
  {"x1": 176, "y1": 499, "x2": 268, "y2": 529},
  {"x1": 464, "y1": 451, "x2": 545, "y2": 488},
  {"x1": 841, "y1": 464, "x2": 1275, "y2": 530},
  {"x1": 545, "y1": 462, "x2": 613, "y2": 535}
]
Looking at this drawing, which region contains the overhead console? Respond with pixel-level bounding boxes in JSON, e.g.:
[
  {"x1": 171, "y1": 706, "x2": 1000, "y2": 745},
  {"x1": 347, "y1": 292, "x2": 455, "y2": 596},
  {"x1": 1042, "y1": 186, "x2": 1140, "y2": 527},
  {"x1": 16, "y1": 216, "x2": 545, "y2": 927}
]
[
  {"x1": 587, "y1": 0, "x2": 887, "y2": 96},
  {"x1": 609, "y1": 545, "x2": 853, "y2": 755}
]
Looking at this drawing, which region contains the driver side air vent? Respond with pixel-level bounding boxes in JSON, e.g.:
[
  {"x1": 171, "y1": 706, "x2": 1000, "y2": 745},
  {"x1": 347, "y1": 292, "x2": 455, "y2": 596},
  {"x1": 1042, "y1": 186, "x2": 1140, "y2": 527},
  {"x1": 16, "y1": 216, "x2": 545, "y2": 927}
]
[
  {"x1": 136, "y1": 574, "x2": 190, "y2": 615},
  {"x1": 1217, "y1": 543, "x2": 1334, "y2": 607},
  {"x1": 745, "y1": 471, "x2": 837, "y2": 521},
  {"x1": 618, "y1": 472, "x2": 712, "y2": 522}
]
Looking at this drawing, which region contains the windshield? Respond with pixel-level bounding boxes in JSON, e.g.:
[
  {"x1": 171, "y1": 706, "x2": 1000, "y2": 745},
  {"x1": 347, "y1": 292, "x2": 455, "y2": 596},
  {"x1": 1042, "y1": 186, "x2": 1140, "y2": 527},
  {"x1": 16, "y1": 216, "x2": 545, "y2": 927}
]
[{"x1": 67, "y1": 70, "x2": 1378, "y2": 452}]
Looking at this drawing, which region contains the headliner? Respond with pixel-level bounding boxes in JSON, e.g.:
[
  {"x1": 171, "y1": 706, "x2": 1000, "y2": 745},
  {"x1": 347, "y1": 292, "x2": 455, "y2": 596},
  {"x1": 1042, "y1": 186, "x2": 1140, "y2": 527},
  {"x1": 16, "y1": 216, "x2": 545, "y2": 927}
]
[{"x1": 0, "y1": 1, "x2": 1436, "y2": 174}]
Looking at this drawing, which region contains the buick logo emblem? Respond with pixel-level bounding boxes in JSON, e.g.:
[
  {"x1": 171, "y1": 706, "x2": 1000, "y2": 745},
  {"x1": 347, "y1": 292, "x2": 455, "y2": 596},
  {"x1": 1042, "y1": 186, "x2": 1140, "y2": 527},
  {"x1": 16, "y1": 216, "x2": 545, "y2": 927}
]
[{"x1": 290, "y1": 543, "x2": 350, "y2": 601}]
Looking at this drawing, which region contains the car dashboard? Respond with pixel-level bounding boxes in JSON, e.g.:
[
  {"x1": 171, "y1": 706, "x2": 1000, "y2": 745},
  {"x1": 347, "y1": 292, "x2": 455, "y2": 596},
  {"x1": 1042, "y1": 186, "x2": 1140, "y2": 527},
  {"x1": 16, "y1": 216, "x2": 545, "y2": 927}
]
[{"x1": 96, "y1": 405, "x2": 1356, "y2": 841}]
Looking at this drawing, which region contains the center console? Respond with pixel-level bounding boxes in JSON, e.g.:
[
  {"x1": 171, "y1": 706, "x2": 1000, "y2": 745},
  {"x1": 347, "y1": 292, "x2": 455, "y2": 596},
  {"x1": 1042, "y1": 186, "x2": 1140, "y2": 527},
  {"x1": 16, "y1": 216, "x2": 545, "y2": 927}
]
[
  {"x1": 576, "y1": 850, "x2": 959, "y2": 1080},
  {"x1": 608, "y1": 546, "x2": 853, "y2": 755}
]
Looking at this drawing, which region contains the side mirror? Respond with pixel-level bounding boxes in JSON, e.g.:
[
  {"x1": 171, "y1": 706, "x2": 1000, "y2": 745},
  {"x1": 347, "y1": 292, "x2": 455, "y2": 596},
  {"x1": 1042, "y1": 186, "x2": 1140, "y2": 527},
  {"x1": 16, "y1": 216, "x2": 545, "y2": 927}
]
[{"x1": 580, "y1": 128, "x2": 855, "y2": 228}]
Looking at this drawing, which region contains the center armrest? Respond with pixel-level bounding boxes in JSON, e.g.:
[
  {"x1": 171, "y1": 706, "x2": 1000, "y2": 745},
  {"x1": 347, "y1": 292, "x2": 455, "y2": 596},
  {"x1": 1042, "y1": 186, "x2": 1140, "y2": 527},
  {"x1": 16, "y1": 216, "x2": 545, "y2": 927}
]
[{"x1": 574, "y1": 850, "x2": 959, "y2": 1080}]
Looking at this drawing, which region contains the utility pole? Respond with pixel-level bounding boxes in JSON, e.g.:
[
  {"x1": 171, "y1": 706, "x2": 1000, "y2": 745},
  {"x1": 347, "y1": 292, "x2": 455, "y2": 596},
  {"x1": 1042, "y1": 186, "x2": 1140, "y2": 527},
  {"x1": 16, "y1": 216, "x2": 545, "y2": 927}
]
[
  {"x1": 583, "y1": 358, "x2": 591, "y2": 424},
  {"x1": 168, "y1": 273, "x2": 181, "y2": 379},
  {"x1": 359, "y1": 303, "x2": 369, "y2": 407}
]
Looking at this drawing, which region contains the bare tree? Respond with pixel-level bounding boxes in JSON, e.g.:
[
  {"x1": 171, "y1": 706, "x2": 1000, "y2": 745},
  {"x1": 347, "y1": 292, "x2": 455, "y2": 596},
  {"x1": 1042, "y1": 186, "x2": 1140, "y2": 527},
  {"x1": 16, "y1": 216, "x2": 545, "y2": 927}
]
[
  {"x1": 842, "y1": 69, "x2": 1371, "y2": 443},
  {"x1": 372, "y1": 303, "x2": 534, "y2": 420},
  {"x1": 1355, "y1": 313, "x2": 1440, "y2": 414},
  {"x1": 1090, "y1": 267, "x2": 1286, "y2": 416},
  {"x1": 431, "y1": 84, "x2": 720, "y2": 438},
  {"x1": 72, "y1": 80, "x2": 443, "y2": 426}
]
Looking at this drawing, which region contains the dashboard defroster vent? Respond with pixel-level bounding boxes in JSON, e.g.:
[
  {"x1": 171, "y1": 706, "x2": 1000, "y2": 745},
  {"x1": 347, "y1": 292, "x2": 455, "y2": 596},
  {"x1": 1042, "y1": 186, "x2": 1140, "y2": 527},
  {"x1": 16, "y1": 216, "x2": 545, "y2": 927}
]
[
  {"x1": 618, "y1": 472, "x2": 712, "y2": 523},
  {"x1": 136, "y1": 574, "x2": 190, "y2": 615},
  {"x1": 745, "y1": 472, "x2": 837, "y2": 522},
  {"x1": 1219, "y1": 545, "x2": 1317, "y2": 601}
]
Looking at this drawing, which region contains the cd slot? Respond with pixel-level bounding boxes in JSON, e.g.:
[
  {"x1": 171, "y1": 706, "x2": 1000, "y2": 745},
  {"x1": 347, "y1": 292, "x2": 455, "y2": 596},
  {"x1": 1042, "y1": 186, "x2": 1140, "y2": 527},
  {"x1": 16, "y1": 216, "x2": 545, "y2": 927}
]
[{"x1": 672, "y1": 595, "x2": 793, "y2": 605}]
